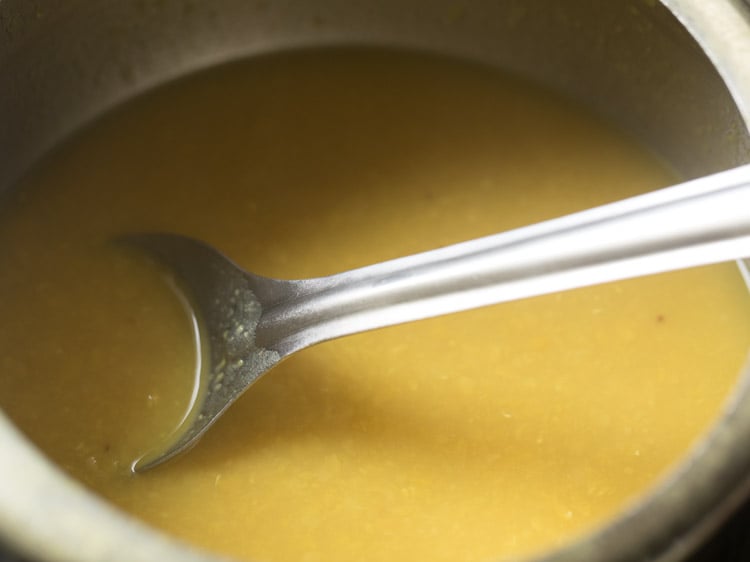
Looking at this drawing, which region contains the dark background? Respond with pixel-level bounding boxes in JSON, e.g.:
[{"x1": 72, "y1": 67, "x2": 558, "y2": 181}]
[{"x1": 688, "y1": 498, "x2": 750, "y2": 561}]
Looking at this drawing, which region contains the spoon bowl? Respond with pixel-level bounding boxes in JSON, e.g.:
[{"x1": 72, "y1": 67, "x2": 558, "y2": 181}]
[
  {"x1": 125, "y1": 234, "x2": 283, "y2": 470},
  {"x1": 127, "y1": 163, "x2": 750, "y2": 471}
]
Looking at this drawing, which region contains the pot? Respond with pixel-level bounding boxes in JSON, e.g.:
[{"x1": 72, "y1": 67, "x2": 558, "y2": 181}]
[{"x1": 1, "y1": 1, "x2": 750, "y2": 561}]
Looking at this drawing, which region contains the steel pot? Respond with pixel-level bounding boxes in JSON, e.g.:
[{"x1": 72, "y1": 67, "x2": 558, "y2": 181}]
[{"x1": 1, "y1": 1, "x2": 750, "y2": 561}]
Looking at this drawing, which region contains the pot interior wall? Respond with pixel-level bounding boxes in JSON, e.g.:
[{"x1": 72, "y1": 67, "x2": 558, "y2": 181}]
[
  {"x1": 1, "y1": 2, "x2": 750, "y2": 562},
  {"x1": 0, "y1": 0, "x2": 749, "y2": 196}
]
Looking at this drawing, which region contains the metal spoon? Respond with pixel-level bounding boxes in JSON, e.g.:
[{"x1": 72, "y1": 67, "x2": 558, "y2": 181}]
[{"x1": 127, "y1": 164, "x2": 750, "y2": 471}]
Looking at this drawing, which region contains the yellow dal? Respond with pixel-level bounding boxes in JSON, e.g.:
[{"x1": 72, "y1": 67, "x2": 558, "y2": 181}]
[{"x1": 0, "y1": 49, "x2": 749, "y2": 562}]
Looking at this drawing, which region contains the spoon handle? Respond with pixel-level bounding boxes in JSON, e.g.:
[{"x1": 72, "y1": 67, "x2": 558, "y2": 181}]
[{"x1": 259, "y1": 164, "x2": 750, "y2": 355}]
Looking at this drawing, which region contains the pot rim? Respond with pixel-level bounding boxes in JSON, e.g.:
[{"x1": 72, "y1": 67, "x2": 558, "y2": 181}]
[{"x1": 1, "y1": 2, "x2": 750, "y2": 562}]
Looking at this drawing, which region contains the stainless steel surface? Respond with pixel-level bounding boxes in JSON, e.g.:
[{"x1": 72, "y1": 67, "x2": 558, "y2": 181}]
[
  {"x1": 1, "y1": 1, "x2": 750, "y2": 561},
  {"x1": 131, "y1": 164, "x2": 750, "y2": 470},
  {"x1": 1, "y1": 0, "x2": 748, "y2": 191}
]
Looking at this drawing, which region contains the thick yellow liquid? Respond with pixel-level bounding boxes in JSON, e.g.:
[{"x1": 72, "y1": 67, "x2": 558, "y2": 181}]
[{"x1": 1, "y1": 49, "x2": 749, "y2": 562}]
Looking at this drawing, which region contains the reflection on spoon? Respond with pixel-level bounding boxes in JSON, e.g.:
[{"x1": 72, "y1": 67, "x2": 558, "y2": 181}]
[{"x1": 124, "y1": 163, "x2": 750, "y2": 471}]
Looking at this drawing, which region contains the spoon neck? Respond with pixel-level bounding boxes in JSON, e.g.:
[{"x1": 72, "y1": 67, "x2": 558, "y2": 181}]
[{"x1": 258, "y1": 165, "x2": 750, "y2": 357}]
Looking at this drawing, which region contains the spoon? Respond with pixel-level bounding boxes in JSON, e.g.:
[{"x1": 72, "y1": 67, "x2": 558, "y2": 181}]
[{"x1": 127, "y1": 163, "x2": 750, "y2": 471}]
